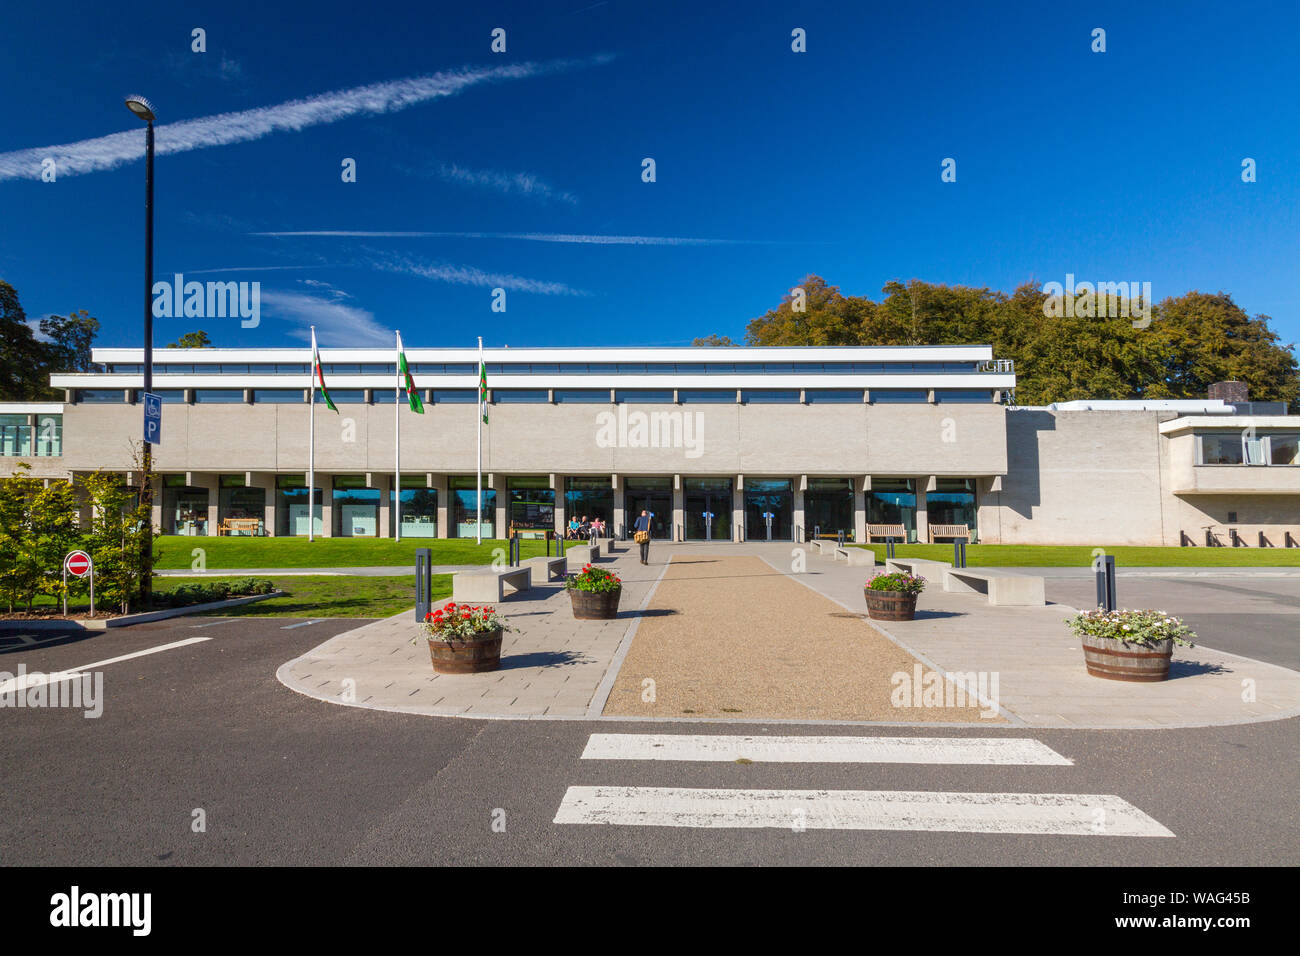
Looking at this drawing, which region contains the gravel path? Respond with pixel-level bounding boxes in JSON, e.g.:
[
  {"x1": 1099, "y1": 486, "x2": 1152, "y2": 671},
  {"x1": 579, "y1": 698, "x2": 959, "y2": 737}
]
[{"x1": 602, "y1": 554, "x2": 997, "y2": 722}]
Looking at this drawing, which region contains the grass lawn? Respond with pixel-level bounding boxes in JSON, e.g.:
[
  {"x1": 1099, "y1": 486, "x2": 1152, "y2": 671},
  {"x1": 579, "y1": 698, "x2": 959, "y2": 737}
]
[
  {"x1": 11, "y1": 575, "x2": 451, "y2": 619},
  {"x1": 186, "y1": 574, "x2": 452, "y2": 618},
  {"x1": 153, "y1": 535, "x2": 558, "y2": 570},
  {"x1": 850, "y1": 543, "x2": 1300, "y2": 567}
]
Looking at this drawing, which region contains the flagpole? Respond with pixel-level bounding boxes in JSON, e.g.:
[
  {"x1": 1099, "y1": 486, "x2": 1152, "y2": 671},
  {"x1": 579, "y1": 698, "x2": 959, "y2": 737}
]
[
  {"x1": 476, "y1": 336, "x2": 483, "y2": 546},
  {"x1": 308, "y1": 326, "x2": 316, "y2": 544},
  {"x1": 394, "y1": 331, "x2": 401, "y2": 542}
]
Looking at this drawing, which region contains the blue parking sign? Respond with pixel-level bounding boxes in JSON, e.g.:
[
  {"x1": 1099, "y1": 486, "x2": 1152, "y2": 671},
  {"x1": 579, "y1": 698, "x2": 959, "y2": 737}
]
[{"x1": 142, "y1": 392, "x2": 162, "y2": 445}]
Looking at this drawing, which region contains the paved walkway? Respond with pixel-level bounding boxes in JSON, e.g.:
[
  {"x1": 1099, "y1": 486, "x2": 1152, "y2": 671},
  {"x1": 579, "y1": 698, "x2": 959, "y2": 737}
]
[{"x1": 277, "y1": 541, "x2": 1300, "y2": 728}]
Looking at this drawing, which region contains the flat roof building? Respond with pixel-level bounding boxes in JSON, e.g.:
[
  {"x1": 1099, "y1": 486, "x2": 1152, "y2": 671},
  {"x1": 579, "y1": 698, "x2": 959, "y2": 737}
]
[{"x1": 3, "y1": 345, "x2": 1296, "y2": 547}]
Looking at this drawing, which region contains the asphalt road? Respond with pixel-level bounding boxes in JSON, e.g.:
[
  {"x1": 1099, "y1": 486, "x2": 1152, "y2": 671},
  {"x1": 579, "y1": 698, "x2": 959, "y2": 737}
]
[
  {"x1": 1, "y1": 614, "x2": 1297, "y2": 867},
  {"x1": 1042, "y1": 574, "x2": 1300, "y2": 670}
]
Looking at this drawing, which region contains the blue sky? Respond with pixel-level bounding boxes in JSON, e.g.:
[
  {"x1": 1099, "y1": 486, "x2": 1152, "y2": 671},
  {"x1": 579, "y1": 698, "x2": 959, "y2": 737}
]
[{"x1": 2, "y1": 0, "x2": 1298, "y2": 352}]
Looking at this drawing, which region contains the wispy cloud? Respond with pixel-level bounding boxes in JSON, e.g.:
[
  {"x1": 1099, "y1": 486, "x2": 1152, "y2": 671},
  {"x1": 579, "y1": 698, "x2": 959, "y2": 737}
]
[
  {"x1": 260, "y1": 290, "x2": 392, "y2": 346},
  {"x1": 436, "y1": 163, "x2": 578, "y2": 205},
  {"x1": 0, "y1": 55, "x2": 613, "y2": 182},
  {"x1": 254, "y1": 230, "x2": 766, "y2": 246},
  {"x1": 376, "y1": 256, "x2": 586, "y2": 296}
]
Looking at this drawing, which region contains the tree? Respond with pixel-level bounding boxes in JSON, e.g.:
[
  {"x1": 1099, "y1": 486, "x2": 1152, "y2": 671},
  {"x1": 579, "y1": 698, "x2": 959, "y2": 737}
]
[
  {"x1": 734, "y1": 275, "x2": 1299, "y2": 408},
  {"x1": 0, "y1": 464, "x2": 81, "y2": 612},
  {"x1": 691, "y1": 334, "x2": 737, "y2": 347},
  {"x1": 167, "y1": 330, "x2": 212, "y2": 348},
  {"x1": 0, "y1": 280, "x2": 54, "y2": 400},
  {"x1": 40, "y1": 310, "x2": 101, "y2": 373}
]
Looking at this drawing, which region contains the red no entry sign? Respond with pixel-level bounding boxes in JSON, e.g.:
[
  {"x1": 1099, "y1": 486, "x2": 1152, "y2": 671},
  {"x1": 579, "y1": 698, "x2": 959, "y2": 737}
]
[{"x1": 64, "y1": 550, "x2": 92, "y2": 577}]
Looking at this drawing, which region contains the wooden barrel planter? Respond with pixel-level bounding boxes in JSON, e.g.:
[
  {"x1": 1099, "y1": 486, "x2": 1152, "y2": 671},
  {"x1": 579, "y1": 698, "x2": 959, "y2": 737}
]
[
  {"x1": 1081, "y1": 634, "x2": 1173, "y2": 682},
  {"x1": 427, "y1": 627, "x2": 503, "y2": 674},
  {"x1": 864, "y1": 589, "x2": 918, "y2": 622},
  {"x1": 570, "y1": 588, "x2": 622, "y2": 620}
]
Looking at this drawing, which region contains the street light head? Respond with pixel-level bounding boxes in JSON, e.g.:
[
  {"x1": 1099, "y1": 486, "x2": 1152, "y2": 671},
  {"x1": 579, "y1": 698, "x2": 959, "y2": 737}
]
[{"x1": 124, "y1": 95, "x2": 156, "y2": 122}]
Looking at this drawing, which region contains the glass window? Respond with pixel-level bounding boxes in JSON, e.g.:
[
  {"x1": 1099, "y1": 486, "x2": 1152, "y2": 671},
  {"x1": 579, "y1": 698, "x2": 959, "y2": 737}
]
[
  {"x1": 1269, "y1": 434, "x2": 1299, "y2": 465},
  {"x1": 396, "y1": 476, "x2": 437, "y2": 538},
  {"x1": 433, "y1": 389, "x2": 477, "y2": 403},
  {"x1": 742, "y1": 389, "x2": 799, "y2": 404},
  {"x1": 333, "y1": 477, "x2": 380, "y2": 537},
  {"x1": 508, "y1": 476, "x2": 555, "y2": 531},
  {"x1": 927, "y1": 478, "x2": 977, "y2": 537},
  {"x1": 935, "y1": 390, "x2": 993, "y2": 403},
  {"x1": 567, "y1": 477, "x2": 615, "y2": 536},
  {"x1": 449, "y1": 475, "x2": 496, "y2": 538},
  {"x1": 867, "y1": 478, "x2": 916, "y2": 540},
  {"x1": 554, "y1": 389, "x2": 608, "y2": 403},
  {"x1": 325, "y1": 389, "x2": 366, "y2": 405},
  {"x1": 804, "y1": 477, "x2": 855, "y2": 541},
  {"x1": 326, "y1": 364, "x2": 360, "y2": 375},
  {"x1": 32, "y1": 414, "x2": 62, "y2": 457},
  {"x1": 371, "y1": 389, "x2": 401, "y2": 404},
  {"x1": 163, "y1": 485, "x2": 210, "y2": 536},
  {"x1": 495, "y1": 389, "x2": 549, "y2": 403},
  {"x1": 616, "y1": 389, "x2": 673, "y2": 403},
  {"x1": 219, "y1": 485, "x2": 265, "y2": 535},
  {"x1": 871, "y1": 389, "x2": 929, "y2": 404},
  {"x1": 276, "y1": 483, "x2": 321, "y2": 536},
  {"x1": 1200, "y1": 435, "x2": 1244, "y2": 465},
  {"x1": 359, "y1": 364, "x2": 396, "y2": 375},
  {"x1": 154, "y1": 389, "x2": 188, "y2": 404},
  {"x1": 0, "y1": 415, "x2": 31, "y2": 456},
  {"x1": 194, "y1": 389, "x2": 245, "y2": 404},
  {"x1": 253, "y1": 389, "x2": 303, "y2": 403},
  {"x1": 678, "y1": 389, "x2": 734, "y2": 403},
  {"x1": 78, "y1": 389, "x2": 126, "y2": 403},
  {"x1": 806, "y1": 389, "x2": 863, "y2": 403}
]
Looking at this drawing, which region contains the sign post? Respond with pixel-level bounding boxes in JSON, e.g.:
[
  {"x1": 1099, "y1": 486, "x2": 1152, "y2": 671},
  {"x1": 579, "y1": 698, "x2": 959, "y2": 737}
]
[
  {"x1": 63, "y1": 550, "x2": 94, "y2": 617},
  {"x1": 703, "y1": 511, "x2": 713, "y2": 541},
  {"x1": 142, "y1": 392, "x2": 162, "y2": 445},
  {"x1": 762, "y1": 510, "x2": 774, "y2": 541}
]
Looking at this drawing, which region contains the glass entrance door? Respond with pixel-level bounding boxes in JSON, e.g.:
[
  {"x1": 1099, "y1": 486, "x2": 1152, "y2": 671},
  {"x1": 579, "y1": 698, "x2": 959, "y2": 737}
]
[
  {"x1": 744, "y1": 479, "x2": 792, "y2": 540},
  {"x1": 624, "y1": 477, "x2": 671, "y2": 539},
  {"x1": 804, "y1": 477, "x2": 855, "y2": 541},
  {"x1": 684, "y1": 477, "x2": 733, "y2": 540}
]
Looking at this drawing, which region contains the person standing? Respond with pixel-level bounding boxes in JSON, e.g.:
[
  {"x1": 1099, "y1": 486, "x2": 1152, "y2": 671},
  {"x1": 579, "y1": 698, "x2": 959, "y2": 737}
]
[{"x1": 633, "y1": 509, "x2": 651, "y2": 564}]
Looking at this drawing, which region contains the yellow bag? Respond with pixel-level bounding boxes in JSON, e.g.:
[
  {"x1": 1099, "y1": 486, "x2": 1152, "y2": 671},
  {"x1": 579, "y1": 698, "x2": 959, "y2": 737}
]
[{"x1": 634, "y1": 531, "x2": 649, "y2": 544}]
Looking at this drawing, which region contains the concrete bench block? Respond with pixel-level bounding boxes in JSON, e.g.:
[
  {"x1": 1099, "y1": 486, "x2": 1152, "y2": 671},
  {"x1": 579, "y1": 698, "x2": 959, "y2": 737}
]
[
  {"x1": 834, "y1": 546, "x2": 876, "y2": 567},
  {"x1": 808, "y1": 540, "x2": 832, "y2": 555},
  {"x1": 565, "y1": 545, "x2": 595, "y2": 571},
  {"x1": 886, "y1": 558, "x2": 952, "y2": 577},
  {"x1": 524, "y1": 555, "x2": 567, "y2": 582},
  {"x1": 452, "y1": 566, "x2": 532, "y2": 603},
  {"x1": 943, "y1": 568, "x2": 1045, "y2": 606}
]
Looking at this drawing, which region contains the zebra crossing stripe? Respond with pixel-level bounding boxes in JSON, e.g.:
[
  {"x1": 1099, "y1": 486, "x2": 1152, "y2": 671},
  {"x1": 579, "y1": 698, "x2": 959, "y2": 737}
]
[
  {"x1": 581, "y1": 734, "x2": 1072, "y2": 765},
  {"x1": 554, "y1": 787, "x2": 1174, "y2": 836}
]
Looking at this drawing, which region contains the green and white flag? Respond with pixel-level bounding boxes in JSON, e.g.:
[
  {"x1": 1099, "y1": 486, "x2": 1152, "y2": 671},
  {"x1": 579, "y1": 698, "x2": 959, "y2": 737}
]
[
  {"x1": 396, "y1": 331, "x2": 424, "y2": 413},
  {"x1": 478, "y1": 345, "x2": 488, "y2": 424},
  {"x1": 311, "y1": 327, "x2": 337, "y2": 412}
]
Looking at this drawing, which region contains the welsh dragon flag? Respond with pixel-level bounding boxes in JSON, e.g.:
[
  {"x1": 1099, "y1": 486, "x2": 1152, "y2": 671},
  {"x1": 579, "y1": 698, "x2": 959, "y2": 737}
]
[
  {"x1": 396, "y1": 331, "x2": 424, "y2": 413},
  {"x1": 478, "y1": 346, "x2": 488, "y2": 424},
  {"x1": 311, "y1": 327, "x2": 337, "y2": 412}
]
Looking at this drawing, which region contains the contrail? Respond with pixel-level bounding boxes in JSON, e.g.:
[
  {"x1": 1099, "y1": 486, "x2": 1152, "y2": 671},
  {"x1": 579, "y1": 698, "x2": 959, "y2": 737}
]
[
  {"x1": 0, "y1": 55, "x2": 613, "y2": 182},
  {"x1": 254, "y1": 230, "x2": 771, "y2": 246},
  {"x1": 376, "y1": 257, "x2": 587, "y2": 296}
]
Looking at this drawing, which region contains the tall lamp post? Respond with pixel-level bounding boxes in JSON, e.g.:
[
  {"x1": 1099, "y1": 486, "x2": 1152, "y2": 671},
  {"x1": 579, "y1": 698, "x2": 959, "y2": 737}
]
[{"x1": 125, "y1": 94, "x2": 156, "y2": 605}]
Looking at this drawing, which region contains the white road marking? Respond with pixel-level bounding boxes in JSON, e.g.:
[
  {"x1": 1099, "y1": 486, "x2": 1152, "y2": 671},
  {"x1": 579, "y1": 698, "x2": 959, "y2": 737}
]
[
  {"x1": 280, "y1": 620, "x2": 323, "y2": 630},
  {"x1": 189, "y1": 620, "x2": 229, "y2": 628},
  {"x1": 581, "y1": 734, "x2": 1073, "y2": 765},
  {"x1": 0, "y1": 637, "x2": 211, "y2": 694},
  {"x1": 553, "y1": 787, "x2": 1174, "y2": 836}
]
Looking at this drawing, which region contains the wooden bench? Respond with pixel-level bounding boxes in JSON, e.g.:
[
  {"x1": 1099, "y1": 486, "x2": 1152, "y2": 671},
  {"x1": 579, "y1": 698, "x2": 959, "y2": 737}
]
[
  {"x1": 524, "y1": 555, "x2": 567, "y2": 583},
  {"x1": 218, "y1": 518, "x2": 261, "y2": 536},
  {"x1": 867, "y1": 523, "x2": 907, "y2": 543},
  {"x1": 834, "y1": 546, "x2": 876, "y2": 567},
  {"x1": 451, "y1": 566, "x2": 532, "y2": 602},
  {"x1": 929, "y1": 523, "x2": 972, "y2": 543},
  {"x1": 942, "y1": 567, "x2": 1044, "y2": 606}
]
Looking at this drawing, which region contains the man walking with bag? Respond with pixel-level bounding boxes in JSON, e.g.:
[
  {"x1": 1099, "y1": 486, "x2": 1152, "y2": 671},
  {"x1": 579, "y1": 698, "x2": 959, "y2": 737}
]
[{"x1": 633, "y1": 509, "x2": 652, "y2": 564}]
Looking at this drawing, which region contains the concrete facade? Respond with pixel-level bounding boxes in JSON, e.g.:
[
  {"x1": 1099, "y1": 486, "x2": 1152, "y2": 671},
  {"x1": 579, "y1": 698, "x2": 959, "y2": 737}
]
[{"x1": 5, "y1": 346, "x2": 1297, "y2": 547}]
